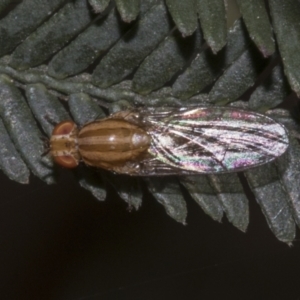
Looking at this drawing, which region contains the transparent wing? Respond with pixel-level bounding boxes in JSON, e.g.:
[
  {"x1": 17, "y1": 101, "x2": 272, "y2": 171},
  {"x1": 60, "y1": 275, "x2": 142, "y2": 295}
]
[{"x1": 135, "y1": 106, "x2": 289, "y2": 175}]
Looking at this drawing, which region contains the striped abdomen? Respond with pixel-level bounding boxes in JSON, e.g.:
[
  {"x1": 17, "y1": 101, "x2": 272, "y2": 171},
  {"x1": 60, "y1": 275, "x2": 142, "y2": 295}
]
[{"x1": 78, "y1": 119, "x2": 151, "y2": 169}]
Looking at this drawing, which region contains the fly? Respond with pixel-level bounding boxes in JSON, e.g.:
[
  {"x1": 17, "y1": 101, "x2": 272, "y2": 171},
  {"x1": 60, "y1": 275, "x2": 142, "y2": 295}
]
[{"x1": 49, "y1": 106, "x2": 289, "y2": 176}]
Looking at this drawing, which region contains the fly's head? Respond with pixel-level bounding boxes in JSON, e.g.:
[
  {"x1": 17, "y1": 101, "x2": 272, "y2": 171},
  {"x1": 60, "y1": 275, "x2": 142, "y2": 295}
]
[{"x1": 49, "y1": 120, "x2": 80, "y2": 168}]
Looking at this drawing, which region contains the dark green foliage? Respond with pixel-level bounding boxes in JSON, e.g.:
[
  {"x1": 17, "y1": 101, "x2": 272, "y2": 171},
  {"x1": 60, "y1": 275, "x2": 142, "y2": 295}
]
[
  {"x1": 0, "y1": 74, "x2": 55, "y2": 184},
  {"x1": 25, "y1": 83, "x2": 70, "y2": 136},
  {"x1": 208, "y1": 45, "x2": 267, "y2": 104},
  {"x1": 248, "y1": 65, "x2": 290, "y2": 112},
  {"x1": 172, "y1": 19, "x2": 250, "y2": 99},
  {"x1": 48, "y1": 8, "x2": 130, "y2": 79},
  {"x1": 0, "y1": 0, "x2": 300, "y2": 242},
  {"x1": 69, "y1": 93, "x2": 105, "y2": 125},
  {"x1": 269, "y1": 0, "x2": 300, "y2": 97},
  {"x1": 0, "y1": 0, "x2": 65, "y2": 56},
  {"x1": 181, "y1": 176, "x2": 224, "y2": 222},
  {"x1": 0, "y1": 0, "x2": 15, "y2": 13},
  {"x1": 277, "y1": 138, "x2": 300, "y2": 229},
  {"x1": 165, "y1": 0, "x2": 198, "y2": 37},
  {"x1": 9, "y1": 0, "x2": 92, "y2": 70},
  {"x1": 208, "y1": 173, "x2": 249, "y2": 233},
  {"x1": 0, "y1": 118, "x2": 29, "y2": 183},
  {"x1": 145, "y1": 177, "x2": 188, "y2": 223},
  {"x1": 92, "y1": 3, "x2": 173, "y2": 87},
  {"x1": 132, "y1": 28, "x2": 202, "y2": 94},
  {"x1": 197, "y1": 0, "x2": 227, "y2": 53},
  {"x1": 236, "y1": 0, "x2": 275, "y2": 57},
  {"x1": 245, "y1": 162, "x2": 296, "y2": 243},
  {"x1": 115, "y1": 0, "x2": 140, "y2": 23},
  {"x1": 106, "y1": 173, "x2": 143, "y2": 209},
  {"x1": 88, "y1": 0, "x2": 111, "y2": 13}
]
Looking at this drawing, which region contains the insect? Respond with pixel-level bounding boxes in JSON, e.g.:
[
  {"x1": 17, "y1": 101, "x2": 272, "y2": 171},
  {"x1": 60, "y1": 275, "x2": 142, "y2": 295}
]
[{"x1": 49, "y1": 106, "x2": 289, "y2": 176}]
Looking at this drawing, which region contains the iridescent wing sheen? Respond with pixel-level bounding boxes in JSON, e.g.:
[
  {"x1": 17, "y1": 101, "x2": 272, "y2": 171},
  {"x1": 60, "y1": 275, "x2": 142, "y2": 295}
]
[{"x1": 135, "y1": 106, "x2": 289, "y2": 175}]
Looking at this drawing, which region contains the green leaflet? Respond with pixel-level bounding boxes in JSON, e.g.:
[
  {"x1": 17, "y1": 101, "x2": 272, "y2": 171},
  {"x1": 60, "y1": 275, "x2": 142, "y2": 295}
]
[{"x1": 0, "y1": 1, "x2": 300, "y2": 242}]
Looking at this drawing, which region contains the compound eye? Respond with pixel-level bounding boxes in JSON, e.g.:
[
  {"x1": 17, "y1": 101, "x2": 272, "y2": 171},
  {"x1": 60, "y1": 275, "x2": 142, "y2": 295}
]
[
  {"x1": 53, "y1": 155, "x2": 78, "y2": 168},
  {"x1": 52, "y1": 120, "x2": 76, "y2": 135},
  {"x1": 50, "y1": 120, "x2": 79, "y2": 168}
]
